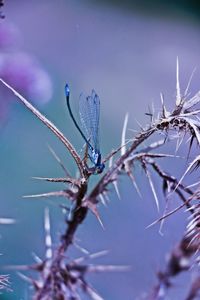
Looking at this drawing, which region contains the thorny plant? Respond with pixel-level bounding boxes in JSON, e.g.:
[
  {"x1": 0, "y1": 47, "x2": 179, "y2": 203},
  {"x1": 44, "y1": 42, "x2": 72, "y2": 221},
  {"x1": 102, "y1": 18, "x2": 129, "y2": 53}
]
[
  {"x1": 1, "y1": 59, "x2": 200, "y2": 299},
  {"x1": 0, "y1": 217, "x2": 15, "y2": 293},
  {"x1": 0, "y1": 0, "x2": 4, "y2": 19}
]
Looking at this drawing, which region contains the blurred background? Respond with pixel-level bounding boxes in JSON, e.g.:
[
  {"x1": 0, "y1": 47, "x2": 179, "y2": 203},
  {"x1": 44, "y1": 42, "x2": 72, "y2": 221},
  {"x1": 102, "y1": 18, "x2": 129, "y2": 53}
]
[{"x1": 0, "y1": 1, "x2": 200, "y2": 299}]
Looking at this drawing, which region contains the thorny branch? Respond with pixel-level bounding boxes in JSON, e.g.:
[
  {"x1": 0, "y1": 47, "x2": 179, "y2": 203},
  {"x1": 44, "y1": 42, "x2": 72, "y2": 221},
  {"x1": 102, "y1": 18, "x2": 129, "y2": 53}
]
[
  {"x1": 146, "y1": 236, "x2": 199, "y2": 300},
  {"x1": 0, "y1": 79, "x2": 86, "y2": 178},
  {"x1": 1, "y1": 60, "x2": 200, "y2": 299}
]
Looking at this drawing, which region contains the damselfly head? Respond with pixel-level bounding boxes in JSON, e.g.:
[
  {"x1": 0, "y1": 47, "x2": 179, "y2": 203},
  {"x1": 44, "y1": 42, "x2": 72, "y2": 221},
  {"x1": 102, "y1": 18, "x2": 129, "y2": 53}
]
[
  {"x1": 95, "y1": 163, "x2": 105, "y2": 174},
  {"x1": 96, "y1": 152, "x2": 105, "y2": 173}
]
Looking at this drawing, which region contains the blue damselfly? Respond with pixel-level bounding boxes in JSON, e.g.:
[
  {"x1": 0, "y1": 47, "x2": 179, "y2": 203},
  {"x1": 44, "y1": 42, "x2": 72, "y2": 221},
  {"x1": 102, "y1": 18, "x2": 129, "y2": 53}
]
[{"x1": 65, "y1": 84, "x2": 105, "y2": 174}]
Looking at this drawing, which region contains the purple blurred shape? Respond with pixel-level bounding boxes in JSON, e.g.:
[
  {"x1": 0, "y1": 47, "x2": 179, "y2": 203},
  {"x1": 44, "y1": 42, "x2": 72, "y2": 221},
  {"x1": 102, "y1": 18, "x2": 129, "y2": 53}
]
[
  {"x1": 0, "y1": 22, "x2": 20, "y2": 50},
  {"x1": 0, "y1": 53, "x2": 52, "y2": 105},
  {"x1": 0, "y1": 22, "x2": 53, "y2": 122}
]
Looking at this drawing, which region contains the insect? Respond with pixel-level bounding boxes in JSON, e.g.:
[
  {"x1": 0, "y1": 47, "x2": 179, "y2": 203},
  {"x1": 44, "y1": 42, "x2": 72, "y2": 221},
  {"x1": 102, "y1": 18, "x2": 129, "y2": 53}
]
[{"x1": 65, "y1": 84, "x2": 105, "y2": 174}]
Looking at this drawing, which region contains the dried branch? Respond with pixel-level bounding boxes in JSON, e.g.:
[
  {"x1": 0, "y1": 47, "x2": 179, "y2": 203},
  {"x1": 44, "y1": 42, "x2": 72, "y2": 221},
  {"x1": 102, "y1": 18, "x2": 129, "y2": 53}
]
[
  {"x1": 2, "y1": 65, "x2": 200, "y2": 300},
  {"x1": 0, "y1": 78, "x2": 85, "y2": 177},
  {"x1": 0, "y1": 274, "x2": 11, "y2": 291},
  {"x1": 185, "y1": 276, "x2": 200, "y2": 300},
  {"x1": 146, "y1": 236, "x2": 199, "y2": 300}
]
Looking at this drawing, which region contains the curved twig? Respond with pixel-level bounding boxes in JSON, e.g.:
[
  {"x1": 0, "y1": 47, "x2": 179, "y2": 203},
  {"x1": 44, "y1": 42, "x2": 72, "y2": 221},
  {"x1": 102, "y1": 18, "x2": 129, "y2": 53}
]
[{"x1": 0, "y1": 78, "x2": 85, "y2": 177}]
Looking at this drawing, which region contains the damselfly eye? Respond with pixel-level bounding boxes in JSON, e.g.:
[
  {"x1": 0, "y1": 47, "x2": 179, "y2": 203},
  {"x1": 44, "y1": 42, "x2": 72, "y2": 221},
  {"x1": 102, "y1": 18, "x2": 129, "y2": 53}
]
[{"x1": 96, "y1": 163, "x2": 105, "y2": 174}]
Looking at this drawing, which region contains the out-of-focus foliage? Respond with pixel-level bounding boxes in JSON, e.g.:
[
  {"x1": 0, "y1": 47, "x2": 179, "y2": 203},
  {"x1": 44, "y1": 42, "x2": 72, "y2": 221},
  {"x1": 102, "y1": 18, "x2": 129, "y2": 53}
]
[{"x1": 97, "y1": 0, "x2": 200, "y2": 18}]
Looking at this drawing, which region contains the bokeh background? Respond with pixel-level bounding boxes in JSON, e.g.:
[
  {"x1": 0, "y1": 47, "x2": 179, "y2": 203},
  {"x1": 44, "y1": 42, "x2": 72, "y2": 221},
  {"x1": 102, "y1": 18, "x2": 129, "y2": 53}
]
[{"x1": 0, "y1": 1, "x2": 200, "y2": 299}]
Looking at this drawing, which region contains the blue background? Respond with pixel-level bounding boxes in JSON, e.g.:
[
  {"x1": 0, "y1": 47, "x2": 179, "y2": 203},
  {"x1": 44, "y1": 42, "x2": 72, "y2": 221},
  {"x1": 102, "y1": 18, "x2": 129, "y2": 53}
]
[{"x1": 0, "y1": 1, "x2": 200, "y2": 299}]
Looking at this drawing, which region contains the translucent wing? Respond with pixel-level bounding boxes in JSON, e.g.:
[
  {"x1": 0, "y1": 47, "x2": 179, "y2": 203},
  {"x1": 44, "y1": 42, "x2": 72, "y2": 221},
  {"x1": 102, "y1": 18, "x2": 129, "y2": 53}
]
[{"x1": 79, "y1": 90, "x2": 100, "y2": 152}]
